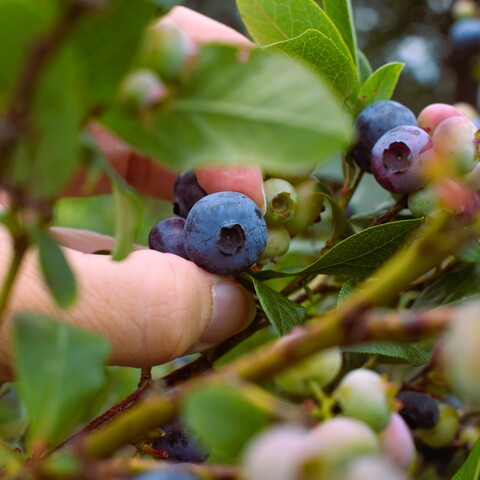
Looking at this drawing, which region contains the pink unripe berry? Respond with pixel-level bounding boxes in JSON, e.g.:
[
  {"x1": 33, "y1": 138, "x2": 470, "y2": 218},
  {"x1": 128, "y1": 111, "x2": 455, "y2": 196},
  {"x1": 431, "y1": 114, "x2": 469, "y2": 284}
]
[
  {"x1": 417, "y1": 103, "x2": 464, "y2": 136},
  {"x1": 379, "y1": 413, "x2": 416, "y2": 470}
]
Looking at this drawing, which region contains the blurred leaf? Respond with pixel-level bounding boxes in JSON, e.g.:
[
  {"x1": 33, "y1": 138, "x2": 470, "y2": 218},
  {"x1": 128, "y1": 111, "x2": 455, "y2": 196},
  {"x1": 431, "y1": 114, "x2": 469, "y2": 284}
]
[
  {"x1": 452, "y1": 436, "x2": 480, "y2": 480},
  {"x1": 182, "y1": 383, "x2": 271, "y2": 462},
  {"x1": 321, "y1": 0, "x2": 357, "y2": 67},
  {"x1": 8, "y1": 47, "x2": 84, "y2": 198},
  {"x1": 357, "y1": 50, "x2": 373, "y2": 85},
  {"x1": 70, "y1": 0, "x2": 158, "y2": 105},
  {"x1": 13, "y1": 313, "x2": 110, "y2": 448},
  {"x1": 413, "y1": 263, "x2": 480, "y2": 309},
  {"x1": 30, "y1": 226, "x2": 77, "y2": 308},
  {"x1": 248, "y1": 276, "x2": 305, "y2": 335},
  {"x1": 353, "y1": 62, "x2": 404, "y2": 117},
  {"x1": 256, "y1": 219, "x2": 422, "y2": 280},
  {"x1": 112, "y1": 182, "x2": 142, "y2": 261},
  {"x1": 0, "y1": 0, "x2": 58, "y2": 108},
  {"x1": 266, "y1": 29, "x2": 359, "y2": 101},
  {"x1": 102, "y1": 45, "x2": 351, "y2": 172},
  {"x1": 342, "y1": 341, "x2": 430, "y2": 367}
]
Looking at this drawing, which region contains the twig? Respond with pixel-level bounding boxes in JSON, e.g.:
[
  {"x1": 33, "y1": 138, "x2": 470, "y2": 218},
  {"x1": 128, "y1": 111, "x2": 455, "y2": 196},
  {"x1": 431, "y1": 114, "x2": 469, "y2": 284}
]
[{"x1": 370, "y1": 195, "x2": 408, "y2": 226}]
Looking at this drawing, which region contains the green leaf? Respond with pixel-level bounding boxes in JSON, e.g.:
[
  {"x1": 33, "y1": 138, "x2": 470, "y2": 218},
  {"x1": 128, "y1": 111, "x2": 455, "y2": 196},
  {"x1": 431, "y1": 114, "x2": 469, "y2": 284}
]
[
  {"x1": 30, "y1": 226, "x2": 77, "y2": 308},
  {"x1": 102, "y1": 45, "x2": 351, "y2": 172},
  {"x1": 111, "y1": 182, "x2": 142, "y2": 261},
  {"x1": 13, "y1": 313, "x2": 110, "y2": 447},
  {"x1": 249, "y1": 276, "x2": 305, "y2": 335},
  {"x1": 266, "y1": 29, "x2": 359, "y2": 101},
  {"x1": 236, "y1": 0, "x2": 353, "y2": 60},
  {"x1": 70, "y1": 0, "x2": 158, "y2": 105},
  {"x1": 413, "y1": 263, "x2": 480, "y2": 310},
  {"x1": 182, "y1": 383, "x2": 271, "y2": 462},
  {"x1": 255, "y1": 218, "x2": 422, "y2": 280},
  {"x1": 353, "y1": 62, "x2": 404, "y2": 117},
  {"x1": 452, "y1": 436, "x2": 480, "y2": 480},
  {"x1": 8, "y1": 47, "x2": 84, "y2": 198},
  {"x1": 321, "y1": 0, "x2": 357, "y2": 66},
  {"x1": 337, "y1": 278, "x2": 356, "y2": 306},
  {"x1": 342, "y1": 341, "x2": 430, "y2": 367}
]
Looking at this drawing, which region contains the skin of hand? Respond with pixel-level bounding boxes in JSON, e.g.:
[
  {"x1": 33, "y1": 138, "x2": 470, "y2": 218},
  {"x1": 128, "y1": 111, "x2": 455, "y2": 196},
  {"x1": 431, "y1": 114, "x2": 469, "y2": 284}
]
[{"x1": 0, "y1": 6, "x2": 265, "y2": 381}]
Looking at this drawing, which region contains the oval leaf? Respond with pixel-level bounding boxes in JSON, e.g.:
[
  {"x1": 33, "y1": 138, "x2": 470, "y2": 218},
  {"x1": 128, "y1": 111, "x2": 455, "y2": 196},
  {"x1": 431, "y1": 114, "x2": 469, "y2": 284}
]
[
  {"x1": 30, "y1": 226, "x2": 77, "y2": 308},
  {"x1": 13, "y1": 313, "x2": 110, "y2": 448},
  {"x1": 102, "y1": 45, "x2": 352, "y2": 172}
]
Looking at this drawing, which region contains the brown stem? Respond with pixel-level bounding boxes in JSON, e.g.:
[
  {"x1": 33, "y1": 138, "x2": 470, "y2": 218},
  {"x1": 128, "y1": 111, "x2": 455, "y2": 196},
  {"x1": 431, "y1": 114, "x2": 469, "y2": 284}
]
[
  {"x1": 370, "y1": 195, "x2": 408, "y2": 227},
  {"x1": 0, "y1": 2, "x2": 88, "y2": 171}
]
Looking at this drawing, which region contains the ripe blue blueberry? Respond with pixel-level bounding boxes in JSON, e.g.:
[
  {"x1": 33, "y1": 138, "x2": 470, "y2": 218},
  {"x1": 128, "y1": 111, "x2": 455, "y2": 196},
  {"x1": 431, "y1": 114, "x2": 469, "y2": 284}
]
[
  {"x1": 173, "y1": 170, "x2": 207, "y2": 218},
  {"x1": 449, "y1": 17, "x2": 480, "y2": 53},
  {"x1": 397, "y1": 390, "x2": 439, "y2": 430},
  {"x1": 351, "y1": 100, "x2": 417, "y2": 172},
  {"x1": 371, "y1": 125, "x2": 432, "y2": 193},
  {"x1": 148, "y1": 217, "x2": 189, "y2": 260},
  {"x1": 150, "y1": 419, "x2": 210, "y2": 463},
  {"x1": 183, "y1": 192, "x2": 267, "y2": 275},
  {"x1": 133, "y1": 470, "x2": 201, "y2": 480}
]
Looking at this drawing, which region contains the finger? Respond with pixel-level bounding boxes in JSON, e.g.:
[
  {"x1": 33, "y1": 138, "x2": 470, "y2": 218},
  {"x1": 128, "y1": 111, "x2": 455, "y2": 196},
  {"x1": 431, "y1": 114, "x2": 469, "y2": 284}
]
[
  {"x1": 195, "y1": 166, "x2": 266, "y2": 213},
  {"x1": 0, "y1": 228, "x2": 256, "y2": 380},
  {"x1": 65, "y1": 123, "x2": 178, "y2": 200},
  {"x1": 165, "y1": 6, "x2": 253, "y2": 48}
]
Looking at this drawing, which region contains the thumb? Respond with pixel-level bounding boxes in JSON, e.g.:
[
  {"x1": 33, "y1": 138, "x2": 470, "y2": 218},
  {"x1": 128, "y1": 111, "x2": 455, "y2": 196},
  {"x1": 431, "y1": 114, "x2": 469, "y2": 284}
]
[{"x1": 0, "y1": 230, "x2": 256, "y2": 379}]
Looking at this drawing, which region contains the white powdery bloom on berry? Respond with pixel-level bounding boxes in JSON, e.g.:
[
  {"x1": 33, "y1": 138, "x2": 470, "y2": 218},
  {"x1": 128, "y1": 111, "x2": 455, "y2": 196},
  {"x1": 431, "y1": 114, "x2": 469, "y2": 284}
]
[
  {"x1": 242, "y1": 424, "x2": 308, "y2": 480},
  {"x1": 336, "y1": 368, "x2": 393, "y2": 431},
  {"x1": 442, "y1": 301, "x2": 480, "y2": 406}
]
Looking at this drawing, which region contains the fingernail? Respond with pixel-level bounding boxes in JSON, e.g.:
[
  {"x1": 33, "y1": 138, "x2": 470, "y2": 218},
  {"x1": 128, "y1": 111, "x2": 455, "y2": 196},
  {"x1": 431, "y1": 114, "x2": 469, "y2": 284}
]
[
  {"x1": 259, "y1": 183, "x2": 267, "y2": 215},
  {"x1": 200, "y1": 283, "x2": 256, "y2": 344}
]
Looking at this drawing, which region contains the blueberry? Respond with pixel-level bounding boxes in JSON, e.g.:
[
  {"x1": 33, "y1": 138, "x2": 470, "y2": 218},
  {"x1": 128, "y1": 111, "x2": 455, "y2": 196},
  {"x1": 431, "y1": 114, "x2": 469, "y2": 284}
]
[
  {"x1": 351, "y1": 100, "x2": 417, "y2": 172},
  {"x1": 397, "y1": 390, "x2": 439, "y2": 430},
  {"x1": 150, "y1": 419, "x2": 210, "y2": 463},
  {"x1": 173, "y1": 170, "x2": 207, "y2": 218},
  {"x1": 263, "y1": 178, "x2": 298, "y2": 226},
  {"x1": 418, "y1": 403, "x2": 459, "y2": 448},
  {"x1": 148, "y1": 217, "x2": 189, "y2": 260},
  {"x1": 133, "y1": 470, "x2": 201, "y2": 480},
  {"x1": 417, "y1": 103, "x2": 463, "y2": 136},
  {"x1": 449, "y1": 17, "x2": 480, "y2": 53},
  {"x1": 183, "y1": 192, "x2": 267, "y2": 275},
  {"x1": 371, "y1": 125, "x2": 432, "y2": 193},
  {"x1": 118, "y1": 69, "x2": 166, "y2": 113}
]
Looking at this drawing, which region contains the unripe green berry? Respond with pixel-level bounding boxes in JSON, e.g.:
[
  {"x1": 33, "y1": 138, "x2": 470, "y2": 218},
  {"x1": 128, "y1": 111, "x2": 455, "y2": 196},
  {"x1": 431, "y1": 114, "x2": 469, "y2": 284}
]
[
  {"x1": 118, "y1": 69, "x2": 166, "y2": 113},
  {"x1": 274, "y1": 347, "x2": 342, "y2": 396},
  {"x1": 408, "y1": 185, "x2": 441, "y2": 217},
  {"x1": 336, "y1": 369, "x2": 393, "y2": 431},
  {"x1": 264, "y1": 178, "x2": 298, "y2": 226},
  {"x1": 138, "y1": 20, "x2": 195, "y2": 81},
  {"x1": 284, "y1": 178, "x2": 324, "y2": 235},
  {"x1": 259, "y1": 226, "x2": 291, "y2": 260},
  {"x1": 417, "y1": 404, "x2": 459, "y2": 448}
]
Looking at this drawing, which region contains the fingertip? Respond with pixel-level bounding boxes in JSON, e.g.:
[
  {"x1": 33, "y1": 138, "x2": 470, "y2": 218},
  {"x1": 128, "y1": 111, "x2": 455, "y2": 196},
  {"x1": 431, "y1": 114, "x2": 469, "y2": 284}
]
[{"x1": 195, "y1": 166, "x2": 266, "y2": 213}]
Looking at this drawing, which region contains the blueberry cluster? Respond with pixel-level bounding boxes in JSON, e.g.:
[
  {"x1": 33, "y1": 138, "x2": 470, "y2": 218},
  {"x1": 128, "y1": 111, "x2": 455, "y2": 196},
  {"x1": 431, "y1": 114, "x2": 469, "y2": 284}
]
[
  {"x1": 351, "y1": 100, "x2": 480, "y2": 217},
  {"x1": 148, "y1": 170, "x2": 268, "y2": 275}
]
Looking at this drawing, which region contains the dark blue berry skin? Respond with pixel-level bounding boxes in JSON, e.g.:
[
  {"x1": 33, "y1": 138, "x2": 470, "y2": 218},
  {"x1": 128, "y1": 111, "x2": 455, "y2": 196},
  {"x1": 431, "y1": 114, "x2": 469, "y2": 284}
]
[
  {"x1": 173, "y1": 170, "x2": 207, "y2": 218},
  {"x1": 371, "y1": 125, "x2": 432, "y2": 194},
  {"x1": 397, "y1": 390, "x2": 440, "y2": 430},
  {"x1": 351, "y1": 100, "x2": 417, "y2": 172},
  {"x1": 148, "y1": 217, "x2": 189, "y2": 260},
  {"x1": 183, "y1": 192, "x2": 268, "y2": 275},
  {"x1": 133, "y1": 470, "x2": 201, "y2": 480},
  {"x1": 449, "y1": 18, "x2": 480, "y2": 53},
  {"x1": 150, "y1": 419, "x2": 210, "y2": 463}
]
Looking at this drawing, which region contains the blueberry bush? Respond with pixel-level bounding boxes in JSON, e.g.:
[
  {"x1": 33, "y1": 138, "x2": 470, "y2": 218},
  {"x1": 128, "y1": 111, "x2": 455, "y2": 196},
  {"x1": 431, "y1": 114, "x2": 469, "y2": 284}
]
[{"x1": 1, "y1": 0, "x2": 480, "y2": 479}]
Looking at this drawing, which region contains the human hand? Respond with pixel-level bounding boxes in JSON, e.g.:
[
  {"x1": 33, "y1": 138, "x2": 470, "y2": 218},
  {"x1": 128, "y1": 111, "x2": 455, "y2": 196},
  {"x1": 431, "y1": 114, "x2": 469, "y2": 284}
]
[{"x1": 0, "y1": 6, "x2": 264, "y2": 381}]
